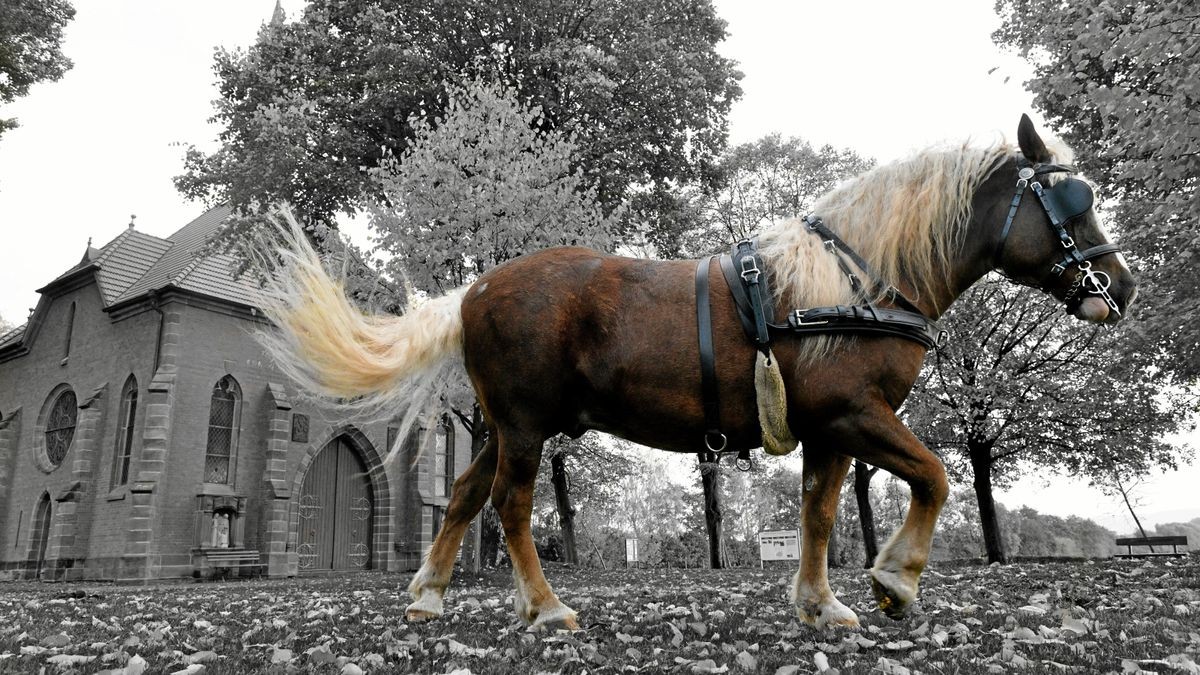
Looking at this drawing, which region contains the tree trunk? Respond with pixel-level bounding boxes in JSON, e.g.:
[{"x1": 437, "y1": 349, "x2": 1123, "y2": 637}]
[
  {"x1": 1114, "y1": 474, "x2": 1155, "y2": 552},
  {"x1": 969, "y1": 445, "x2": 1007, "y2": 564},
  {"x1": 550, "y1": 451, "x2": 579, "y2": 564},
  {"x1": 699, "y1": 452, "x2": 728, "y2": 569},
  {"x1": 854, "y1": 461, "x2": 880, "y2": 568},
  {"x1": 827, "y1": 522, "x2": 841, "y2": 568},
  {"x1": 456, "y1": 403, "x2": 501, "y2": 569}
]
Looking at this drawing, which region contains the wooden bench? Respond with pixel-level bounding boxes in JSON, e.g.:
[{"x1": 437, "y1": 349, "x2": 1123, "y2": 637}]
[
  {"x1": 197, "y1": 549, "x2": 264, "y2": 578},
  {"x1": 1114, "y1": 535, "x2": 1188, "y2": 558}
]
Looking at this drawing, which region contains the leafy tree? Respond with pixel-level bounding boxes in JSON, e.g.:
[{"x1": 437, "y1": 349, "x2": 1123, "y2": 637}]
[
  {"x1": 176, "y1": 0, "x2": 742, "y2": 229},
  {"x1": 905, "y1": 277, "x2": 1190, "y2": 563},
  {"x1": 0, "y1": 0, "x2": 74, "y2": 139},
  {"x1": 365, "y1": 77, "x2": 615, "y2": 566},
  {"x1": 680, "y1": 134, "x2": 873, "y2": 255},
  {"x1": 370, "y1": 77, "x2": 614, "y2": 293},
  {"x1": 531, "y1": 433, "x2": 634, "y2": 565},
  {"x1": 994, "y1": 1, "x2": 1200, "y2": 378}
]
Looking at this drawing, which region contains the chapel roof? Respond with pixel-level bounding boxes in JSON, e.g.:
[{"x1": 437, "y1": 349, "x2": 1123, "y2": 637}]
[
  {"x1": 41, "y1": 204, "x2": 258, "y2": 310},
  {"x1": 3, "y1": 205, "x2": 259, "y2": 356}
]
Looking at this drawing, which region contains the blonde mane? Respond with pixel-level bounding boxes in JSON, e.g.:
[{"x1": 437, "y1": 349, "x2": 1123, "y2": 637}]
[{"x1": 757, "y1": 139, "x2": 1071, "y2": 360}]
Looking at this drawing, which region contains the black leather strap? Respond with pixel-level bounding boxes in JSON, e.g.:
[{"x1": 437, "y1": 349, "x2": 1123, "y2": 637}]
[
  {"x1": 1080, "y1": 243, "x2": 1121, "y2": 262},
  {"x1": 716, "y1": 240, "x2": 774, "y2": 353},
  {"x1": 787, "y1": 305, "x2": 947, "y2": 350},
  {"x1": 803, "y1": 216, "x2": 924, "y2": 315},
  {"x1": 995, "y1": 170, "x2": 1030, "y2": 267},
  {"x1": 694, "y1": 256, "x2": 725, "y2": 452},
  {"x1": 718, "y1": 254, "x2": 758, "y2": 338}
]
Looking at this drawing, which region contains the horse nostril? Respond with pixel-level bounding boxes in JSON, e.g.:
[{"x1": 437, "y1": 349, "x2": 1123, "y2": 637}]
[{"x1": 1126, "y1": 286, "x2": 1139, "y2": 309}]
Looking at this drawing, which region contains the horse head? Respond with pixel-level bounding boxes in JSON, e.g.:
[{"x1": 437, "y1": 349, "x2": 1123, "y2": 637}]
[{"x1": 989, "y1": 115, "x2": 1136, "y2": 324}]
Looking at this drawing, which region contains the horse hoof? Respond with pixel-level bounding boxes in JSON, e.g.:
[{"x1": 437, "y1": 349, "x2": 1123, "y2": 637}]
[
  {"x1": 530, "y1": 605, "x2": 579, "y2": 631},
  {"x1": 799, "y1": 600, "x2": 860, "y2": 630},
  {"x1": 405, "y1": 593, "x2": 444, "y2": 623},
  {"x1": 870, "y1": 576, "x2": 911, "y2": 619},
  {"x1": 405, "y1": 607, "x2": 441, "y2": 623}
]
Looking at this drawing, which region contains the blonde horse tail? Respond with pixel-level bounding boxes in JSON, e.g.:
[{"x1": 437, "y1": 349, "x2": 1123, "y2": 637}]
[{"x1": 254, "y1": 210, "x2": 469, "y2": 459}]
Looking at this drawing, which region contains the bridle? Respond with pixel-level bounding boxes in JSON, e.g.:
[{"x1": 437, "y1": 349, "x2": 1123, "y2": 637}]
[{"x1": 994, "y1": 159, "x2": 1123, "y2": 315}]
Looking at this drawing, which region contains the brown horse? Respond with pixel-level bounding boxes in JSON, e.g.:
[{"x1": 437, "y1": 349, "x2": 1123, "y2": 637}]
[{"x1": 258, "y1": 116, "x2": 1135, "y2": 631}]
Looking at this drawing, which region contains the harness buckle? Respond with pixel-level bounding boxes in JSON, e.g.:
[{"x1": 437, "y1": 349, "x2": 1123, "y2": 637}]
[
  {"x1": 1016, "y1": 178, "x2": 1028, "y2": 190},
  {"x1": 1051, "y1": 261, "x2": 1067, "y2": 276},
  {"x1": 739, "y1": 256, "x2": 761, "y2": 284},
  {"x1": 791, "y1": 309, "x2": 829, "y2": 327},
  {"x1": 936, "y1": 329, "x2": 950, "y2": 349}
]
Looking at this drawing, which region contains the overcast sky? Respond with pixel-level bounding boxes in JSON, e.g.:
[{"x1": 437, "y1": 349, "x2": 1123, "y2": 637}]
[{"x1": 0, "y1": 0, "x2": 1193, "y2": 531}]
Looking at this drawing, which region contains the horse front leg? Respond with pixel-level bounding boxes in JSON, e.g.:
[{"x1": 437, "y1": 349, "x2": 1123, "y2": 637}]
[
  {"x1": 406, "y1": 431, "x2": 498, "y2": 622},
  {"x1": 492, "y1": 429, "x2": 578, "y2": 630},
  {"x1": 834, "y1": 401, "x2": 949, "y2": 619},
  {"x1": 792, "y1": 448, "x2": 858, "y2": 629}
]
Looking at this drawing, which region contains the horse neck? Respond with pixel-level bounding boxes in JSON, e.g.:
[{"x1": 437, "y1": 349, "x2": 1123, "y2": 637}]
[{"x1": 916, "y1": 213, "x2": 1000, "y2": 320}]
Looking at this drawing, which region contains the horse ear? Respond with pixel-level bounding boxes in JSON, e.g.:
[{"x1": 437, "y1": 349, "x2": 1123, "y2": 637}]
[{"x1": 1017, "y1": 114, "x2": 1051, "y2": 163}]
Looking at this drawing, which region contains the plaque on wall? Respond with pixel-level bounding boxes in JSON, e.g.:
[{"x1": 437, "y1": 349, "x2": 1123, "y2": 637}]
[{"x1": 291, "y1": 413, "x2": 310, "y2": 443}]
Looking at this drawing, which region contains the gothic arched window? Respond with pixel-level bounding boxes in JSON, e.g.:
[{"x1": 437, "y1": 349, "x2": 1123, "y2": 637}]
[
  {"x1": 110, "y1": 376, "x2": 138, "y2": 487},
  {"x1": 204, "y1": 376, "x2": 241, "y2": 484},
  {"x1": 432, "y1": 417, "x2": 454, "y2": 497}
]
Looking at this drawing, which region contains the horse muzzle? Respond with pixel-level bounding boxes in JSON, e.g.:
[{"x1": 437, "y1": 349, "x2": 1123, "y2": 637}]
[
  {"x1": 1071, "y1": 296, "x2": 1114, "y2": 323},
  {"x1": 1068, "y1": 273, "x2": 1136, "y2": 325}
]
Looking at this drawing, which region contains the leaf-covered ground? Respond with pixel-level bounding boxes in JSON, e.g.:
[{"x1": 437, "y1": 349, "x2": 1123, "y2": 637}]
[{"x1": 1, "y1": 556, "x2": 1198, "y2": 674}]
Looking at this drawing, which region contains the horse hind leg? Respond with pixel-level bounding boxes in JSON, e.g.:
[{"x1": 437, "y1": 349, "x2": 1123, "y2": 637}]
[
  {"x1": 792, "y1": 448, "x2": 859, "y2": 629},
  {"x1": 406, "y1": 430, "x2": 499, "y2": 622},
  {"x1": 492, "y1": 428, "x2": 577, "y2": 630}
]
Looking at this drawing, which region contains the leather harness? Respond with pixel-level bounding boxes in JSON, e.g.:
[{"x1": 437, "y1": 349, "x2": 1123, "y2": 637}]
[
  {"x1": 694, "y1": 218, "x2": 946, "y2": 469},
  {"x1": 694, "y1": 160, "x2": 1124, "y2": 467}
]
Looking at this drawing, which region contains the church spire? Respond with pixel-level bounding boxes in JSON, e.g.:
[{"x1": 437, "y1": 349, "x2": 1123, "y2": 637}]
[{"x1": 271, "y1": 0, "x2": 286, "y2": 26}]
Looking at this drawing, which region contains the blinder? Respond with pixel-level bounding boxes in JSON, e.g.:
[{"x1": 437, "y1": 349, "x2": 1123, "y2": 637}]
[{"x1": 1040, "y1": 177, "x2": 1094, "y2": 224}]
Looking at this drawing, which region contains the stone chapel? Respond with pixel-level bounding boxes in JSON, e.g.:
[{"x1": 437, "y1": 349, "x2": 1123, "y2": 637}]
[{"x1": 0, "y1": 206, "x2": 471, "y2": 581}]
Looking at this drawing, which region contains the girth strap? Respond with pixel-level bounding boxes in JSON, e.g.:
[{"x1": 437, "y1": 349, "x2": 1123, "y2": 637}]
[{"x1": 694, "y1": 256, "x2": 726, "y2": 453}]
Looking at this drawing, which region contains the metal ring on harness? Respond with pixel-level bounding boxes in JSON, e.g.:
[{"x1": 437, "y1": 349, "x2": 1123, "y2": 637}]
[
  {"x1": 734, "y1": 455, "x2": 752, "y2": 472},
  {"x1": 705, "y1": 431, "x2": 727, "y2": 453}
]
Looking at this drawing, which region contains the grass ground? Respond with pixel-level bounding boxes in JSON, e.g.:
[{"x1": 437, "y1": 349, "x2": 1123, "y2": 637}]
[{"x1": 1, "y1": 556, "x2": 1198, "y2": 674}]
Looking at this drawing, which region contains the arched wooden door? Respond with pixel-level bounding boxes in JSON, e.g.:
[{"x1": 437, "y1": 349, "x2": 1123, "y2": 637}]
[
  {"x1": 30, "y1": 494, "x2": 52, "y2": 578},
  {"x1": 297, "y1": 438, "x2": 373, "y2": 571}
]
